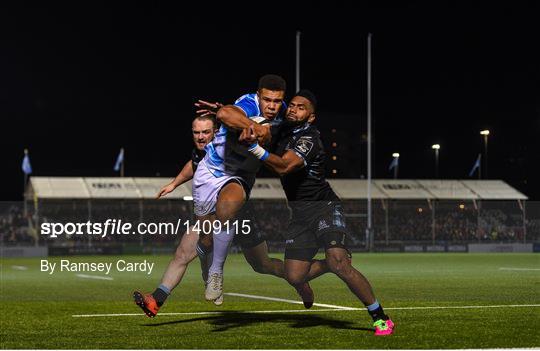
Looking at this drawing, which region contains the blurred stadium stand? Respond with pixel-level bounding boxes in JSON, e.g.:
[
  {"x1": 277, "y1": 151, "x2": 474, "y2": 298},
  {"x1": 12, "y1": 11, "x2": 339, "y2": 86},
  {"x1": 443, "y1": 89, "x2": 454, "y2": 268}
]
[{"x1": 1, "y1": 177, "x2": 538, "y2": 255}]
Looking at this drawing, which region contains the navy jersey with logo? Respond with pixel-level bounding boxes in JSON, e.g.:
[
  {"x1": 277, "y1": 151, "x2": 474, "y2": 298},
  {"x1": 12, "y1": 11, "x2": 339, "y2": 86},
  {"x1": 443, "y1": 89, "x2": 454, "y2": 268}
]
[{"x1": 274, "y1": 123, "x2": 339, "y2": 205}]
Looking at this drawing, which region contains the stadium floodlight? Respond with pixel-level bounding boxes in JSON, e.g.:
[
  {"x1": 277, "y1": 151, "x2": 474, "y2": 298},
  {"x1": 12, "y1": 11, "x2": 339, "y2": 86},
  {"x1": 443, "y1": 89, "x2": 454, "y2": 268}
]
[
  {"x1": 432, "y1": 144, "x2": 440, "y2": 178},
  {"x1": 390, "y1": 153, "x2": 400, "y2": 179},
  {"x1": 480, "y1": 130, "x2": 490, "y2": 178}
]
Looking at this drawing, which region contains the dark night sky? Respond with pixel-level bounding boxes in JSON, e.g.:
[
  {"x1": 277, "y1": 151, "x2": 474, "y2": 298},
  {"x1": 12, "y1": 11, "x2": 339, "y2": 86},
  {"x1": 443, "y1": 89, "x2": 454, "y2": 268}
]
[{"x1": 2, "y1": 2, "x2": 539, "y2": 200}]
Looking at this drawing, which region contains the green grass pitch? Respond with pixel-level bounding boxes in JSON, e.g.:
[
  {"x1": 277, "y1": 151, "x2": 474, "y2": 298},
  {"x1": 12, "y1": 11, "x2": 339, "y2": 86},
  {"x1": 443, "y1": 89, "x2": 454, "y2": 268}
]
[{"x1": 1, "y1": 253, "x2": 539, "y2": 349}]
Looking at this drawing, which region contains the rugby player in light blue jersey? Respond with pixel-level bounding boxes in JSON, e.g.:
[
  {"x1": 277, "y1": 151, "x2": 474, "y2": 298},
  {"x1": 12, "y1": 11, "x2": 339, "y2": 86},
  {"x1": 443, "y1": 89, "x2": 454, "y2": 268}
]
[{"x1": 194, "y1": 75, "x2": 326, "y2": 304}]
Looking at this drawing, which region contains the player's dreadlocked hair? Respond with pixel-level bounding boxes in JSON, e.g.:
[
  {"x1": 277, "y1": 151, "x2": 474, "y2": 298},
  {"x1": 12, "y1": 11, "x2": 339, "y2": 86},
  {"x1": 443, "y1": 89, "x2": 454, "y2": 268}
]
[{"x1": 258, "y1": 74, "x2": 286, "y2": 92}]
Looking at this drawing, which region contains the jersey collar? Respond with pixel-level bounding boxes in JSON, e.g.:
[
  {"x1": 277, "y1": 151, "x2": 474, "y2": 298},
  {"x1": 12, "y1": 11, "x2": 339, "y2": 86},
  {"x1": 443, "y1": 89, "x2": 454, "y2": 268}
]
[{"x1": 292, "y1": 122, "x2": 311, "y2": 134}]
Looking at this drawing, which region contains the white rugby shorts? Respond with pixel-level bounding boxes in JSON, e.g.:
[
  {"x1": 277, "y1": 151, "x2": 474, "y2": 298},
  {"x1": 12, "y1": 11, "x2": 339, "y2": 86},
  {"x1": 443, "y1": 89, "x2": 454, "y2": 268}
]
[{"x1": 192, "y1": 159, "x2": 245, "y2": 217}]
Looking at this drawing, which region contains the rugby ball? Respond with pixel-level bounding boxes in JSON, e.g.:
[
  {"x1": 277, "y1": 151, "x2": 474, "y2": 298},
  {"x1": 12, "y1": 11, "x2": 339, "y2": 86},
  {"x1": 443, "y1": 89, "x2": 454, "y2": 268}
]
[{"x1": 251, "y1": 116, "x2": 271, "y2": 125}]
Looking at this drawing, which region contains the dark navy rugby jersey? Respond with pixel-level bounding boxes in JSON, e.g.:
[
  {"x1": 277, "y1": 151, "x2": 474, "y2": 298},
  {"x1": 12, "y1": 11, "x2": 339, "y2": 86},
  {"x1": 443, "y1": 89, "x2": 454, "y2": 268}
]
[{"x1": 274, "y1": 123, "x2": 338, "y2": 203}]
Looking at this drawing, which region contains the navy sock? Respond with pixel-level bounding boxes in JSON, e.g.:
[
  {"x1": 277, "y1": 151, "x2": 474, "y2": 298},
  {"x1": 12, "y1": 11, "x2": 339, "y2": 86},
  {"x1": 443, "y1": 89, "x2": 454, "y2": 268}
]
[
  {"x1": 366, "y1": 300, "x2": 389, "y2": 322},
  {"x1": 152, "y1": 284, "x2": 170, "y2": 307},
  {"x1": 197, "y1": 242, "x2": 212, "y2": 256}
]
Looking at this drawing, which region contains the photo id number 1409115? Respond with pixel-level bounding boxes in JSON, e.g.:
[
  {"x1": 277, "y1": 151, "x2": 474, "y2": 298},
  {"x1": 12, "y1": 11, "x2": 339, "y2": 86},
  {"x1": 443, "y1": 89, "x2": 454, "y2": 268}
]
[{"x1": 186, "y1": 219, "x2": 252, "y2": 235}]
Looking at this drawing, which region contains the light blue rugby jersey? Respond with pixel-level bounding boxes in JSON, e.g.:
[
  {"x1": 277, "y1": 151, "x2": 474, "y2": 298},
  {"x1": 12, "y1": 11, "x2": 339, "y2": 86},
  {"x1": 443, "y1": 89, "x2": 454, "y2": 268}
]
[{"x1": 203, "y1": 93, "x2": 286, "y2": 183}]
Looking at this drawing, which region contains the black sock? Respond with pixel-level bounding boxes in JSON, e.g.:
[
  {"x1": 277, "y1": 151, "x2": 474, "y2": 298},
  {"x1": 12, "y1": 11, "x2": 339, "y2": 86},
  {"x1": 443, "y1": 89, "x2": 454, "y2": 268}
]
[
  {"x1": 152, "y1": 287, "x2": 169, "y2": 307},
  {"x1": 367, "y1": 302, "x2": 389, "y2": 322},
  {"x1": 197, "y1": 241, "x2": 212, "y2": 255}
]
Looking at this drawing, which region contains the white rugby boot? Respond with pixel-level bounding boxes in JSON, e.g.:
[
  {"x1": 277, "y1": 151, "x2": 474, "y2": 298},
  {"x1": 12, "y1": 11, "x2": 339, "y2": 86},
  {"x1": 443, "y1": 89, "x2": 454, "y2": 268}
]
[{"x1": 205, "y1": 272, "x2": 223, "y2": 301}]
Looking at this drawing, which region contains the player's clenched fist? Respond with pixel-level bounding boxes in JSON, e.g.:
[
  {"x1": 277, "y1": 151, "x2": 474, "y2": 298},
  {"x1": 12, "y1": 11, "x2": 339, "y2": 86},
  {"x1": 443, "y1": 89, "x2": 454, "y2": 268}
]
[
  {"x1": 254, "y1": 123, "x2": 271, "y2": 145},
  {"x1": 239, "y1": 124, "x2": 258, "y2": 145}
]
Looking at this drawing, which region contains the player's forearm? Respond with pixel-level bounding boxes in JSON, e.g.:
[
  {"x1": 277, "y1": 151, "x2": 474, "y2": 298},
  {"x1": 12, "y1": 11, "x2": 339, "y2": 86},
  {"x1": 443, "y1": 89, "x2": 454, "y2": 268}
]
[
  {"x1": 216, "y1": 105, "x2": 252, "y2": 130},
  {"x1": 263, "y1": 153, "x2": 295, "y2": 176},
  {"x1": 171, "y1": 160, "x2": 194, "y2": 187},
  {"x1": 247, "y1": 145, "x2": 295, "y2": 176}
]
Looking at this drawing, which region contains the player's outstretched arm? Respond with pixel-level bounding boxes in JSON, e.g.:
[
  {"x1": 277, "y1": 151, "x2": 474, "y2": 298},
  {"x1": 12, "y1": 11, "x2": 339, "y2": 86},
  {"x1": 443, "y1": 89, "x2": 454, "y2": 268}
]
[
  {"x1": 156, "y1": 160, "x2": 194, "y2": 198},
  {"x1": 194, "y1": 100, "x2": 223, "y2": 117}
]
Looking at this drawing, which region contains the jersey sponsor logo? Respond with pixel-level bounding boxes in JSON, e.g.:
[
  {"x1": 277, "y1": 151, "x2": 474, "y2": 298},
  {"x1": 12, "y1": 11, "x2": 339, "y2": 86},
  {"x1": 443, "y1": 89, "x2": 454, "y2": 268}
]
[
  {"x1": 285, "y1": 239, "x2": 294, "y2": 244},
  {"x1": 318, "y1": 219, "x2": 329, "y2": 231},
  {"x1": 295, "y1": 137, "x2": 314, "y2": 155},
  {"x1": 333, "y1": 205, "x2": 346, "y2": 228}
]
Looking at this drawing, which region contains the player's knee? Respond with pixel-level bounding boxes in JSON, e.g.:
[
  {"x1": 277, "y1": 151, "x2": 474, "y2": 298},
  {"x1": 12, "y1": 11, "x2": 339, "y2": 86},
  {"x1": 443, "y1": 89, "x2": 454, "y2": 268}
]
[
  {"x1": 327, "y1": 256, "x2": 351, "y2": 277},
  {"x1": 285, "y1": 270, "x2": 306, "y2": 286},
  {"x1": 246, "y1": 255, "x2": 271, "y2": 274},
  {"x1": 173, "y1": 249, "x2": 195, "y2": 266},
  {"x1": 249, "y1": 260, "x2": 266, "y2": 274},
  {"x1": 199, "y1": 233, "x2": 213, "y2": 248}
]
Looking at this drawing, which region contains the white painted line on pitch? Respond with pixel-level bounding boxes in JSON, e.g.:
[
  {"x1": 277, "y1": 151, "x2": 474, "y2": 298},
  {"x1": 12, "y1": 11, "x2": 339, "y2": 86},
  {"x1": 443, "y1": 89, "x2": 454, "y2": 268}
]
[
  {"x1": 227, "y1": 294, "x2": 540, "y2": 312},
  {"x1": 225, "y1": 292, "x2": 357, "y2": 310},
  {"x1": 11, "y1": 265, "x2": 28, "y2": 270},
  {"x1": 72, "y1": 308, "x2": 343, "y2": 318},
  {"x1": 71, "y1": 303, "x2": 540, "y2": 318},
  {"x1": 499, "y1": 267, "x2": 540, "y2": 271},
  {"x1": 75, "y1": 274, "x2": 114, "y2": 281},
  {"x1": 384, "y1": 304, "x2": 540, "y2": 311}
]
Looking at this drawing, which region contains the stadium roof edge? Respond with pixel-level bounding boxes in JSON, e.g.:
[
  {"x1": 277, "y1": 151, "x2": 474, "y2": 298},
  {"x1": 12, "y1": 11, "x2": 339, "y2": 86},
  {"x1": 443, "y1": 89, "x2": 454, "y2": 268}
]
[{"x1": 26, "y1": 177, "x2": 528, "y2": 200}]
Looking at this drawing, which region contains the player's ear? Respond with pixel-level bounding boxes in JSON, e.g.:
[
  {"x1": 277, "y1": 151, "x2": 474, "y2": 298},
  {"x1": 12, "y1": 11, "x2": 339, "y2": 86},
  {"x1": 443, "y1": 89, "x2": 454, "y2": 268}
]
[{"x1": 308, "y1": 113, "x2": 316, "y2": 123}]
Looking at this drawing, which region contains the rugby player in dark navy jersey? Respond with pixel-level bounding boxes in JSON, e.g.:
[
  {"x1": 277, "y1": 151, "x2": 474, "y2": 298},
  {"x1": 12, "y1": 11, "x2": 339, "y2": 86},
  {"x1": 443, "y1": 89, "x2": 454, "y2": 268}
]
[{"x1": 242, "y1": 90, "x2": 395, "y2": 336}]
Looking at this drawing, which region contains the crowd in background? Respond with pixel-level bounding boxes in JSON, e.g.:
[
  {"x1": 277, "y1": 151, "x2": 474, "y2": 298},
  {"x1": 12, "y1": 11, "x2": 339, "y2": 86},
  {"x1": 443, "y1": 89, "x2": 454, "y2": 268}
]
[{"x1": 1, "y1": 200, "x2": 538, "y2": 247}]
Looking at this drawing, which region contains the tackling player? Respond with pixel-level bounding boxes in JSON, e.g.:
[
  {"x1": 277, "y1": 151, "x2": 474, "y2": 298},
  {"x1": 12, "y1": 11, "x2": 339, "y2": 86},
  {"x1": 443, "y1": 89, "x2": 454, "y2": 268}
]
[{"x1": 241, "y1": 90, "x2": 395, "y2": 336}]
